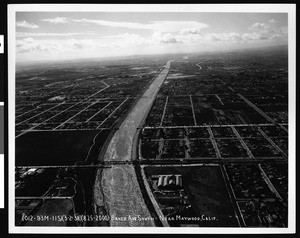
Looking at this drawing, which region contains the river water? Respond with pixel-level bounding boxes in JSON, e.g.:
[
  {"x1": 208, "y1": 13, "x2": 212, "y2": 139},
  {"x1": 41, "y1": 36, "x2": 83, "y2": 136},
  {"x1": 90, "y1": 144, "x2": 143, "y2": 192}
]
[{"x1": 94, "y1": 61, "x2": 171, "y2": 226}]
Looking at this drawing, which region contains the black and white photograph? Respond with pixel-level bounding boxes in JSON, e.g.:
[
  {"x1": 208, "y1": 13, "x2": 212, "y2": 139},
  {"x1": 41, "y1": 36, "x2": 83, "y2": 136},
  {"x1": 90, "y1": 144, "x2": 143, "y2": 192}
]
[{"x1": 7, "y1": 4, "x2": 296, "y2": 234}]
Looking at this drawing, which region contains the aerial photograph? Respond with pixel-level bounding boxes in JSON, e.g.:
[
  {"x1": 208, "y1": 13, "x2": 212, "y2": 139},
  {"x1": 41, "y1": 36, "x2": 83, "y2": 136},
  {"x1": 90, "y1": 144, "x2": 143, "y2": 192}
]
[{"x1": 13, "y1": 9, "x2": 291, "y2": 229}]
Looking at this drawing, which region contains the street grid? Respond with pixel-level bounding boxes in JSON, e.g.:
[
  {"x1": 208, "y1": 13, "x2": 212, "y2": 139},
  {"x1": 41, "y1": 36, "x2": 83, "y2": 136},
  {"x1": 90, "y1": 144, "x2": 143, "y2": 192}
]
[
  {"x1": 15, "y1": 55, "x2": 288, "y2": 227},
  {"x1": 140, "y1": 58, "x2": 288, "y2": 227}
]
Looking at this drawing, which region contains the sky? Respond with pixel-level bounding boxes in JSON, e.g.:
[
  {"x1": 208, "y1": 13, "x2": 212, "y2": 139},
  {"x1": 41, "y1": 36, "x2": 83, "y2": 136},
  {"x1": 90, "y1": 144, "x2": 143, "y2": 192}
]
[{"x1": 15, "y1": 12, "x2": 288, "y2": 62}]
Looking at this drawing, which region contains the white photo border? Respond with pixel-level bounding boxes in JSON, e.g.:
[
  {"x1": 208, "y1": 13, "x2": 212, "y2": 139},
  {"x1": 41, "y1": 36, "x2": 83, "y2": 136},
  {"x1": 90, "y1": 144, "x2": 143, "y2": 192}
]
[{"x1": 8, "y1": 3, "x2": 296, "y2": 234}]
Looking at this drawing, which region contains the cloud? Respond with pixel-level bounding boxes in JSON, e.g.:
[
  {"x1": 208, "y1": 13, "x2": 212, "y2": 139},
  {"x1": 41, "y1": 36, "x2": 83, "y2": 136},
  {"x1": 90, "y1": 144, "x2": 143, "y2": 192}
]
[
  {"x1": 99, "y1": 33, "x2": 150, "y2": 47},
  {"x1": 41, "y1": 17, "x2": 68, "y2": 24},
  {"x1": 268, "y1": 19, "x2": 279, "y2": 24},
  {"x1": 206, "y1": 32, "x2": 243, "y2": 42},
  {"x1": 15, "y1": 31, "x2": 182, "y2": 57},
  {"x1": 16, "y1": 18, "x2": 287, "y2": 61},
  {"x1": 67, "y1": 39, "x2": 83, "y2": 49},
  {"x1": 16, "y1": 32, "x2": 98, "y2": 38},
  {"x1": 146, "y1": 21, "x2": 208, "y2": 33},
  {"x1": 16, "y1": 20, "x2": 39, "y2": 29},
  {"x1": 16, "y1": 37, "x2": 113, "y2": 55},
  {"x1": 148, "y1": 19, "x2": 287, "y2": 46},
  {"x1": 174, "y1": 19, "x2": 287, "y2": 44},
  {"x1": 180, "y1": 28, "x2": 204, "y2": 35},
  {"x1": 249, "y1": 22, "x2": 268, "y2": 31},
  {"x1": 104, "y1": 32, "x2": 182, "y2": 46},
  {"x1": 16, "y1": 37, "x2": 58, "y2": 53},
  {"x1": 152, "y1": 32, "x2": 182, "y2": 44},
  {"x1": 247, "y1": 19, "x2": 287, "y2": 41},
  {"x1": 160, "y1": 34, "x2": 181, "y2": 44},
  {"x1": 44, "y1": 17, "x2": 208, "y2": 33}
]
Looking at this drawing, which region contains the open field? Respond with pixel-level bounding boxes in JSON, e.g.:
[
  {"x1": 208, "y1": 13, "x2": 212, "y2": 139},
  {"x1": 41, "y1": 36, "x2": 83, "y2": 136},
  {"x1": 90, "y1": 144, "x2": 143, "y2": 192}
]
[{"x1": 16, "y1": 130, "x2": 110, "y2": 166}]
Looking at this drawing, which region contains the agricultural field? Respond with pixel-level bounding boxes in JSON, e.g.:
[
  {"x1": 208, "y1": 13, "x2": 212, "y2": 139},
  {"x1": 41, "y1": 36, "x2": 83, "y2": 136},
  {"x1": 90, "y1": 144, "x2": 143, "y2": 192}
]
[{"x1": 16, "y1": 129, "x2": 110, "y2": 166}]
